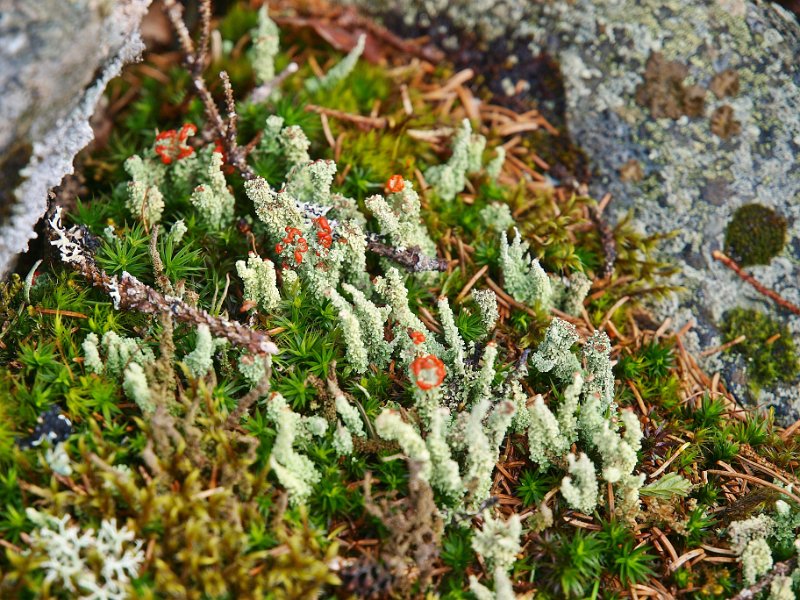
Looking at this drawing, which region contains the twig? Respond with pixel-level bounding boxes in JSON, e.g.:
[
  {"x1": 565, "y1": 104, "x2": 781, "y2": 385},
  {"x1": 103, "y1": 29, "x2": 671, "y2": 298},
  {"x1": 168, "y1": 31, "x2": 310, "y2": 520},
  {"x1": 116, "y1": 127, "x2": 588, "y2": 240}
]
[
  {"x1": 712, "y1": 250, "x2": 800, "y2": 316},
  {"x1": 588, "y1": 204, "x2": 617, "y2": 279},
  {"x1": 366, "y1": 239, "x2": 448, "y2": 272},
  {"x1": 48, "y1": 208, "x2": 277, "y2": 356},
  {"x1": 698, "y1": 335, "x2": 746, "y2": 357},
  {"x1": 162, "y1": 0, "x2": 255, "y2": 180},
  {"x1": 305, "y1": 104, "x2": 388, "y2": 130},
  {"x1": 730, "y1": 557, "x2": 797, "y2": 600}
]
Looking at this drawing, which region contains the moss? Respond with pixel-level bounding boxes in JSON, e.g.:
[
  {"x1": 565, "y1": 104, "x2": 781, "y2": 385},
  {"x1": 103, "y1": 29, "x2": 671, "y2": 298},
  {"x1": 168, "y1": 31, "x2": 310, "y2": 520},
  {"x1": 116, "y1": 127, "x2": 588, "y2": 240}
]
[
  {"x1": 724, "y1": 204, "x2": 787, "y2": 267},
  {"x1": 720, "y1": 308, "x2": 799, "y2": 389}
]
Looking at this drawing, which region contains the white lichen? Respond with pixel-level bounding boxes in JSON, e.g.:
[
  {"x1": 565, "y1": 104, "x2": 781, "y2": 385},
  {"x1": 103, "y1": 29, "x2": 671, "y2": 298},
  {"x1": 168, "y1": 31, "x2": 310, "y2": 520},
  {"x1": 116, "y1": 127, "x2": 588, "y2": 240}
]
[
  {"x1": 27, "y1": 510, "x2": 144, "y2": 600},
  {"x1": 265, "y1": 393, "x2": 322, "y2": 505},
  {"x1": 124, "y1": 154, "x2": 165, "y2": 226},
  {"x1": 472, "y1": 289, "x2": 499, "y2": 335},
  {"x1": 499, "y1": 228, "x2": 553, "y2": 308},
  {"x1": 122, "y1": 362, "x2": 153, "y2": 414},
  {"x1": 374, "y1": 410, "x2": 432, "y2": 482},
  {"x1": 190, "y1": 152, "x2": 235, "y2": 230},
  {"x1": 305, "y1": 34, "x2": 366, "y2": 93},
  {"x1": 424, "y1": 119, "x2": 487, "y2": 201},
  {"x1": 236, "y1": 253, "x2": 281, "y2": 313},
  {"x1": 250, "y1": 5, "x2": 280, "y2": 84},
  {"x1": 561, "y1": 452, "x2": 599, "y2": 514}
]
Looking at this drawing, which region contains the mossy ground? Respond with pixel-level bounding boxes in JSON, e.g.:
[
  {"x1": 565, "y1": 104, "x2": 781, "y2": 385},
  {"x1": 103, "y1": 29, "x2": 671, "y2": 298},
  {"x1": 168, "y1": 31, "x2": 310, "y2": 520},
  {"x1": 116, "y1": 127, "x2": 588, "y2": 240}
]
[
  {"x1": 721, "y1": 307, "x2": 799, "y2": 392},
  {"x1": 1, "y1": 2, "x2": 799, "y2": 598}
]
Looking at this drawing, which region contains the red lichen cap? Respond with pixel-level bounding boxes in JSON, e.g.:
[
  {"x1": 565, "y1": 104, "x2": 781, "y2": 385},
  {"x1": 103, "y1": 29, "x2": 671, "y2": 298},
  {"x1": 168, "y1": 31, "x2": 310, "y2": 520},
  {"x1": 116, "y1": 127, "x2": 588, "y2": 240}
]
[
  {"x1": 409, "y1": 330, "x2": 426, "y2": 345},
  {"x1": 411, "y1": 354, "x2": 446, "y2": 390},
  {"x1": 385, "y1": 174, "x2": 405, "y2": 195},
  {"x1": 154, "y1": 123, "x2": 197, "y2": 164}
]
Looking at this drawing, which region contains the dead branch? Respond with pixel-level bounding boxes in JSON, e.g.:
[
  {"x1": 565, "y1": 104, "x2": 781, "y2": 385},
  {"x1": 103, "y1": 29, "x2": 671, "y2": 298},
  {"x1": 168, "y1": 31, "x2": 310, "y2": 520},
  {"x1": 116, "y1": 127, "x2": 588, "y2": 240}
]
[
  {"x1": 366, "y1": 239, "x2": 449, "y2": 272},
  {"x1": 162, "y1": 0, "x2": 255, "y2": 179},
  {"x1": 48, "y1": 208, "x2": 277, "y2": 355}
]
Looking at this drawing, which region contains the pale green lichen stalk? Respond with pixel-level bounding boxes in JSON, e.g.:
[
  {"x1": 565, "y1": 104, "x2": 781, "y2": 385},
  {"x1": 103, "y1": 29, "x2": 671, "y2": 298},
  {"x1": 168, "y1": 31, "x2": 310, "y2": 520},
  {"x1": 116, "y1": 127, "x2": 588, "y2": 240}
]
[
  {"x1": 122, "y1": 362, "x2": 153, "y2": 414},
  {"x1": 333, "y1": 392, "x2": 366, "y2": 456},
  {"x1": 250, "y1": 5, "x2": 280, "y2": 84},
  {"x1": 190, "y1": 152, "x2": 235, "y2": 230},
  {"x1": 124, "y1": 155, "x2": 165, "y2": 226},
  {"x1": 257, "y1": 115, "x2": 312, "y2": 168},
  {"x1": 374, "y1": 410, "x2": 432, "y2": 481},
  {"x1": 582, "y1": 329, "x2": 616, "y2": 411},
  {"x1": 366, "y1": 178, "x2": 436, "y2": 258},
  {"x1": 235, "y1": 253, "x2": 281, "y2": 313},
  {"x1": 560, "y1": 452, "x2": 599, "y2": 514},
  {"x1": 499, "y1": 228, "x2": 552, "y2": 308},
  {"x1": 499, "y1": 228, "x2": 591, "y2": 314},
  {"x1": 305, "y1": 34, "x2": 366, "y2": 93},
  {"x1": 182, "y1": 324, "x2": 227, "y2": 379},
  {"x1": 82, "y1": 331, "x2": 155, "y2": 378},
  {"x1": 169, "y1": 219, "x2": 187, "y2": 243},
  {"x1": 265, "y1": 393, "x2": 326, "y2": 505},
  {"x1": 529, "y1": 318, "x2": 580, "y2": 381},
  {"x1": 485, "y1": 146, "x2": 506, "y2": 180},
  {"x1": 479, "y1": 201, "x2": 514, "y2": 232},
  {"x1": 472, "y1": 289, "x2": 499, "y2": 335},
  {"x1": 469, "y1": 512, "x2": 521, "y2": 600},
  {"x1": 424, "y1": 119, "x2": 488, "y2": 202},
  {"x1": 45, "y1": 443, "x2": 72, "y2": 477},
  {"x1": 526, "y1": 372, "x2": 583, "y2": 468},
  {"x1": 728, "y1": 514, "x2": 775, "y2": 585}
]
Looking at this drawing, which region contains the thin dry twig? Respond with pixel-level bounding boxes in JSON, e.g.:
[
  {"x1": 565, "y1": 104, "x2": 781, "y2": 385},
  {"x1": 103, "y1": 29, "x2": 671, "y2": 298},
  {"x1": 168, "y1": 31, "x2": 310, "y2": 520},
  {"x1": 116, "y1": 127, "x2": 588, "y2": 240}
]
[
  {"x1": 48, "y1": 209, "x2": 277, "y2": 356},
  {"x1": 712, "y1": 250, "x2": 800, "y2": 316},
  {"x1": 162, "y1": 0, "x2": 256, "y2": 179},
  {"x1": 588, "y1": 203, "x2": 617, "y2": 279},
  {"x1": 366, "y1": 240, "x2": 448, "y2": 272}
]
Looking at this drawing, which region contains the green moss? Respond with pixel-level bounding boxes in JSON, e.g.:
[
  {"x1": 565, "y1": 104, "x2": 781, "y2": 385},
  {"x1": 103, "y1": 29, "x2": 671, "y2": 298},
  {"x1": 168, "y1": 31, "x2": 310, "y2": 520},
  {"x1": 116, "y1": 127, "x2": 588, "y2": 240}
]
[
  {"x1": 720, "y1": 308, "x2": 799, "y2": 389},
  {"x1": 724, "y1": 204, "x2": 787, "y2": 267}
]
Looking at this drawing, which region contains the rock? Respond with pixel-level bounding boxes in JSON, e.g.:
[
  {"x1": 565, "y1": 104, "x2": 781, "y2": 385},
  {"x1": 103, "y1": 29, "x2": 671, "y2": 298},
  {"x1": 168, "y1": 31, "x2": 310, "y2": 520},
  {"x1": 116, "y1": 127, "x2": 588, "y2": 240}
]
[
  {"x1": 356, "y1": 0, "x2": 800, "y2": 420},
  {"x1": 0, "y1": 0, "x2": 151, "y2": 277},
  {"x1": 520, "y1": 0, "x2": 800, "y2": 421}
]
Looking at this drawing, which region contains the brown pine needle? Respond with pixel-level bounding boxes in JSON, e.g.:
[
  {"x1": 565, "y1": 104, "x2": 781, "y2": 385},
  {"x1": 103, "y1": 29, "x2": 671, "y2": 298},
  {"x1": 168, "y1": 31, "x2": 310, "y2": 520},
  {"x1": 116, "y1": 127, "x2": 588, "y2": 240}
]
[
  {"x1": 699, "y1": 335, "x2": 746, "y2": 357},
  {"x1": 455, "y1": 265, "x2": 488, "y2": 304},
  {"x1": 707, "y1": 469, "x2": 800, "y2": 505}
]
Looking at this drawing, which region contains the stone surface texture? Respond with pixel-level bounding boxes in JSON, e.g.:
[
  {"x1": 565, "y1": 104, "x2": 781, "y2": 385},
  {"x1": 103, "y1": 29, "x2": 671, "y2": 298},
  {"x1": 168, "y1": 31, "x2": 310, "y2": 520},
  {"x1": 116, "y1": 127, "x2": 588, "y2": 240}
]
[{"x1": 0, "y1": 0, "x2": 151, "y2": 277}]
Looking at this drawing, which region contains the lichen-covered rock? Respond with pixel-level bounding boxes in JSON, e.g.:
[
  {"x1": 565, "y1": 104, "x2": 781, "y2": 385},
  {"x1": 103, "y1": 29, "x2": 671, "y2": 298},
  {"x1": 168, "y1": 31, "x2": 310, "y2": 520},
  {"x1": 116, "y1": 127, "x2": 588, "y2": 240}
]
[
  {"x1": 0, "y1": 0, "x2": 150, "y2": 277},
  {"x1": 358, "y1": 0, "x2": 800, "y2": 420},
  {"x1": 520, "y1": 0, "x2": 800, "y2": 420}
]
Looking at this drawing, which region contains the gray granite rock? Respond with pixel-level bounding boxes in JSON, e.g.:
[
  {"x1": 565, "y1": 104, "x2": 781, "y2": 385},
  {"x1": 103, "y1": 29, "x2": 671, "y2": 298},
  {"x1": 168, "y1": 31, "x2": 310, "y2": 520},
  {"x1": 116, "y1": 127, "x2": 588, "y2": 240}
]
[{"x1": 0, "y1": 0, "x2": 151, "y2": 277}]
